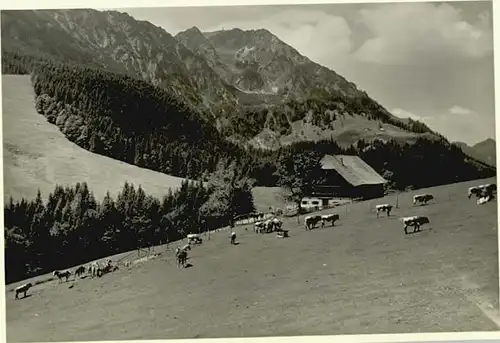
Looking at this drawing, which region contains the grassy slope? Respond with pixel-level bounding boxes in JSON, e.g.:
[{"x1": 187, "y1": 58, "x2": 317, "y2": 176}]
[
  {"x1": 2, "y1": 75, "x2": 189, "y2": 202},
  {"x1": 248, "y1": 113, "x2": 432, "y2": 150},
  {"x1": 6, "y1": 177, "x2": 499, "y2": 340}
]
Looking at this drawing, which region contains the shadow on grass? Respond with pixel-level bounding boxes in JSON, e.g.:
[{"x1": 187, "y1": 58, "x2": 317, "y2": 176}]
[{"x1": 405, "y1": 227, "x2": 433, "y2": 235}]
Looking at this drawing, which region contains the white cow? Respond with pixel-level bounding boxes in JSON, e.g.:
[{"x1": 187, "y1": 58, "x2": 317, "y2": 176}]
[
  {"x1": 187, "y1": 233, "x2": 203, "y2": 245},
  {"x1": 477, "y1": 196, "x2": 492, "y2": 205},
  {"x1": 469, "y1": 184, "x2": 496, "y2": 199},
  {"x1": 401, "y1": 216, "x2": 430, "y2": 235},
  {"x1": 272, "y1": 217, "x2": 283, "y2": 231},
  {"x1": 15, "y1": 283, "x2": 33, "y2": 300},
  {"x1": 254, "y1": 221, "x2": 266, "y2": 233},
  {"x1": 321, "y1": 214, "x2": 340, "y2": 227},
  {"x1": 375, "y1": 204, "x2": 393, "y2": 218}
]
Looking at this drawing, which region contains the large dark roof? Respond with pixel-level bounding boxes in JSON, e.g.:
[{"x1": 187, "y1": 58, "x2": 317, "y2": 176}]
[{"x1": 320, "y1": 154, "x2": 387, "y2": 186}]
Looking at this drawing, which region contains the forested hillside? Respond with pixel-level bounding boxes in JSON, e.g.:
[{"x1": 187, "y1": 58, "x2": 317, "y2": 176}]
[
  {"x1": 4, "y1": 180, "x2": 207, "y2": 283},
  {"x1": 30, "y1": 59, "x2": 247, "y2": 179},
  {"x1": 3, "y1": 54, "x2": 495, "y2": 191},
  {"x1": 2, "y1": 9, "x2": 448, "y2": 149}
]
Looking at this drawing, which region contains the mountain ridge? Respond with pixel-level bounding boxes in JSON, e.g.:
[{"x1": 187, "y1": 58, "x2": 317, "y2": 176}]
[
  {"x1": 1, "y1": 8, "x2": 495, "y2": 196},
  {"x1": 175, "y1": 24, "x2": 449, "y2": 148},
  {"x1": 454, "y1": 138, "x2": 497, "y2": 167},
  {"x1": 1, "y1": 8, "x2": 442, "y2": 150}
]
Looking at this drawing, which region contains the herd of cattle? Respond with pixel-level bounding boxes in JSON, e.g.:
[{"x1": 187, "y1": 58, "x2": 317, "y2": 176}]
[
  {"x1": 13, "y1": 181, "x2": 497, "y2": 300},
  {"x1": 14, "y1": 259, "x2": 121, "y2": 300}
]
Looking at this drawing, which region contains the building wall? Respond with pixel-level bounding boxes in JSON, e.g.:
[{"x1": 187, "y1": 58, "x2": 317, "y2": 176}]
[
  {"x1": 313, "y1": 169, "x2": 385, "y2": 199},
  {"x1": 350, "y1": 184, "x2": 385, "y2": 200}
]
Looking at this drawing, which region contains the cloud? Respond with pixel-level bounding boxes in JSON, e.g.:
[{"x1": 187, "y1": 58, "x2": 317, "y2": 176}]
[
  {"x1": 355, "y1": 2, "x2": 493, "y2": 65},
  {"x1": 449, "y1": 105, "x2": 476, "y2": 116},
  {"x1": 392, "y1": 106, "x2": 494, "y2": 145},
  {"x1": 392, "y1": 108, "x2": 426, "y2": 121}
]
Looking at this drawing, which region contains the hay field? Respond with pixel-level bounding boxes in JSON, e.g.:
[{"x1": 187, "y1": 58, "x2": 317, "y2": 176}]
[
  {"x1": 5, "y1": 177, "x2": 499, "y2": 341},
  {"x1": 2, "y1": 75, "x2": 189, "y2": 202}
]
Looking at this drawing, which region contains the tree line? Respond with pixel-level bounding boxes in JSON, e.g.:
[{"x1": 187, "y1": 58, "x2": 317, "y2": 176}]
[
  {"x1": 278, "y1": 137, "x2": 495, "y2": 190},
  {"x1": 4, "y1": 160, "x2": 255, "y2": 284}
]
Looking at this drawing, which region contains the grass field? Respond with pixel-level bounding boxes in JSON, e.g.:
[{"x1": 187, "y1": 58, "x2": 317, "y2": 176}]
[
  {"x1": 5, "y1": 177, "x2": 499, "y2": 341},
  {"x1": 2, "y1": 75, "x2": 190, "y2": 202}
]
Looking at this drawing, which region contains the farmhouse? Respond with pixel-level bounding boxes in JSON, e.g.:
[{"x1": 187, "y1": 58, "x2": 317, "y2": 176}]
[{"x1": 312, "y1": 154, "x2": 387, "y2": 200}]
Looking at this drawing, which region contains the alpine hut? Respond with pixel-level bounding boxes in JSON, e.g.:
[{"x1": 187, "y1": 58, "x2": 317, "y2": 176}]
[{"x1": 313, "y1": 154, "x2": 387, "y2": 200}]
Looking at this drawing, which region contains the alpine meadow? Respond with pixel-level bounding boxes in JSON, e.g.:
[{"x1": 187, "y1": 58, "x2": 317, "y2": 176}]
[{"x1": 2, "y1": 3, "x2": 499, "y2": 341}]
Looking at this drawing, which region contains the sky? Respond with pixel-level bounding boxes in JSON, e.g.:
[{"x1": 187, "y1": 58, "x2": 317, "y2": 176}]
[{"x1": 112, "y1": 1, "x2": 495, "y2": 146}]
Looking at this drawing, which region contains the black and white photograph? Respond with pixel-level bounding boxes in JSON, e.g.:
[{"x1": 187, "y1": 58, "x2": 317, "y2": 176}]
[{"x1": 1, "y1": 0, "x2": 499, "y2": 341}]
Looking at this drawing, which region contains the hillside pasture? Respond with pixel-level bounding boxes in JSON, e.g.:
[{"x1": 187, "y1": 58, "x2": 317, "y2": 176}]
[
  {"x1": 2, "y1": 75, "x2": 190, "y2": 202},
  {"x1": 248, "y1": 112, "x2": 436, "y2": 150},
  {"x1": 252, "y1": 186, "x2": 289, "y2": 212},
  {"x1": 5, "y1": 177, "x2": 499, "y2": 341}
]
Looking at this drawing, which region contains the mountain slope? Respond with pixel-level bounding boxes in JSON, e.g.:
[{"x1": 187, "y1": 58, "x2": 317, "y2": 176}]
[
  {"x1": 473, "y1": 138, "x2": 497, "y2": 166},
  {"x1": 2, "y1": 9, "x2": 495, "y2": 194},
  {"x1": 176, "y1": 26, "x2": 444, "y2": 148},
  {"x1": 1, "y1": 9, "x2": 240, "y2": 125},
  {"x1": 454, "y1": 139, "x2": 496, "y2": 167},
  {"x1": 3, "y1": 9, "x2": 443, "y2": 150},
  {"x1": 2, "y1": 75, "x2": 189, "y2": 202}
]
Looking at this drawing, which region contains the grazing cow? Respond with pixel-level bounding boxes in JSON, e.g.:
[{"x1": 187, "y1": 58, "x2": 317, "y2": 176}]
[
  {"x1": 321, "y1": 214, "x2": 340, "y2": 227},
  {"x1": 304, "y1": 215, "x2": 322, "y2": 230},
  {"x1": 413, "y1": 194, "x2": 434, "y2": 206},
  {"x1": 477, "y1": 196, "x2": 492, "y2": 205},
  {"x1": 101, "y1": 259, "x2": 119, "y2": 274},
  {"x1": 401, "y1": 216, "x2": 430, "y2": 235},
  {"x1": 89, "y1": 262, "x2": 102, "y2": 278},
  {"x1": 175, "y1": 249, "x2": 188, "y2": 268},
  {"x1": 175, "y1": 245, "x2": 191, "y2": 262},
  {"x1": 187, "y1": 234, "x2": 203, "y2": 245},
  {"x1": 230, "y1": 232, "x2": 237, "y2": 245},
  {"x1": 469, "y1": 184, "x2": 496, "y2": 199},
  {"x1": 74, "y1": 266, "x2": 86, "y2": 278},
  {"x1": 272, "y1": 218, "x2": 283, "y2": 230},
  {"x1": 256, "y1": 219, "x2": 273, "y2": 233},
  {"x1": 53, "y1": 270, "x2": 72, "y2": 283},
  {"x1": 264, "y1": 219, "x2": 275, "y2": 233},
  {"x1": 254, "y1": 221, "x2": 266, "y2": 233},
  {"x1": 179, "y1": 244, "x2": 191, "y2": 252},
  {"x1": 15, "y1": 283, "x2": 33, "y2": 300},
  {"x1": 375, "y1": 204, "x2": 393, "y2": 218},
  {"x1": 483, "y1": 183, "x2": 497, "y2": 198},
  {"x1": 468, "y1": 186, "x2": 483, "y2": 199}
]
